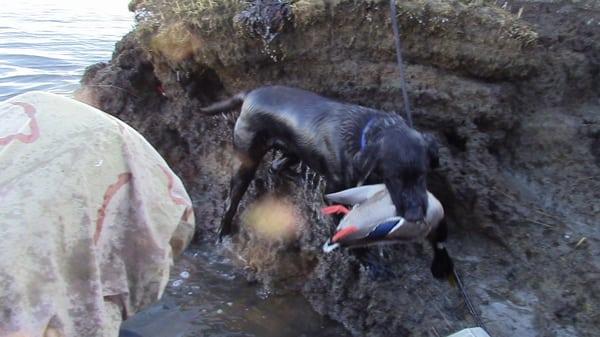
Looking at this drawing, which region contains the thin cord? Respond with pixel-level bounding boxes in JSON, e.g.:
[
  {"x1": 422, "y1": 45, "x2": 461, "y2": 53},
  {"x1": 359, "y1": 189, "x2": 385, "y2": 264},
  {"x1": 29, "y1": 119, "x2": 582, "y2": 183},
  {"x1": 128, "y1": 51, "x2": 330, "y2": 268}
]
[
  {"x1": 389, "y1": 0, "x2": 413, "y2": 127},
  {"x1": 453, "y1": 268, "x2": 490, "y2": 333}
]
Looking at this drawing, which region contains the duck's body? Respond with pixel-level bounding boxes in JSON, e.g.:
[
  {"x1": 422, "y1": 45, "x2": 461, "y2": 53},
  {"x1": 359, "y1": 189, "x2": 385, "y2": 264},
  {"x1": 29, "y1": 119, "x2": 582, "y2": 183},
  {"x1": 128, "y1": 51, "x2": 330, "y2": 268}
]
[{"x1": 323, "y1": 184, "x2": 444, "y2": 250}]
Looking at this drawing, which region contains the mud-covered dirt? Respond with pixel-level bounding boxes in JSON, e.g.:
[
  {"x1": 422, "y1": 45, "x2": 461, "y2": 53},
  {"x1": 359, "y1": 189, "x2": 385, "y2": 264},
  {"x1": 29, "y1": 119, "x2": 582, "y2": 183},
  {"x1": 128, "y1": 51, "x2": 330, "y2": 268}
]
[{"x1": 77, "y1": 1, "x2": 599, "y2": 336}]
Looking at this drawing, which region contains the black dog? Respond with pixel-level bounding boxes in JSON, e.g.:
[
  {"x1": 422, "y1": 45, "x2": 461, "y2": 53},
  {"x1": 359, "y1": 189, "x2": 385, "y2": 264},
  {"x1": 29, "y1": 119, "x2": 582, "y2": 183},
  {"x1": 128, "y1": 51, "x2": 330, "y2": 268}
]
[{"x1": 200, "y1": 86, "x2": 452, "y2": 279}]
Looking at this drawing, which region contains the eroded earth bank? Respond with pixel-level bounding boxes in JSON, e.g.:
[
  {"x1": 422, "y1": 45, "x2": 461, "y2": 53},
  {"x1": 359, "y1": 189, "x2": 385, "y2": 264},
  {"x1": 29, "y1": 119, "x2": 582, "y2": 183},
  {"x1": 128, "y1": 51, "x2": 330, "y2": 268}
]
[{"x1": 77, "y1": 1, "x2": 600, "y2": 336}]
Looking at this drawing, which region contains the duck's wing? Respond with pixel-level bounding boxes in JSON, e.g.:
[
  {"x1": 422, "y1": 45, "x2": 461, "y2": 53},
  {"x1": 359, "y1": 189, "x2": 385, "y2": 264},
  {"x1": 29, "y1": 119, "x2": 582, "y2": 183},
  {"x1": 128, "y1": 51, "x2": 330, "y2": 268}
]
[{"x1": 324, "y1": 184, "x2": 387, "y2": 205}]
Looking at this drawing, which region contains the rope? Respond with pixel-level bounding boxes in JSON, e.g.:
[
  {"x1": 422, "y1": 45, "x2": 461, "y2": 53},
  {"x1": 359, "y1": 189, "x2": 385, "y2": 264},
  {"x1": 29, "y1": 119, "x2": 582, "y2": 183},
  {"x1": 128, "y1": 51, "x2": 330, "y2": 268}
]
[
  {"x1": 453, "y1": 269, "x2": 490, "y2": 333},
  {"x1": 389, "y1": 0, "x2": 413, "y2": 128}
]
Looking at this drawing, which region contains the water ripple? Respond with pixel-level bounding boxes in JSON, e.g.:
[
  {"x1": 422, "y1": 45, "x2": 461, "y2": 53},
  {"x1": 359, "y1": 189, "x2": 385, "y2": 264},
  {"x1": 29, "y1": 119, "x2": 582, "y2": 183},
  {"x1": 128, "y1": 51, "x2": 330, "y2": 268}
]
[{"x1": 0, "y1": 0, "x2": 133, "y2": 101}]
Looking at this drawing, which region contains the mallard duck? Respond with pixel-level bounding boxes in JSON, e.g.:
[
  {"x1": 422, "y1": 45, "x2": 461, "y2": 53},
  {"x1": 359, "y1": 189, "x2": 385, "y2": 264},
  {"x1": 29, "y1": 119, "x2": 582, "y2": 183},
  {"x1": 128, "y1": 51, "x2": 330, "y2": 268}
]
[
  {"x1": 322, "y1": 184, "x2": 454, "y2": 281},
  {"x1": 322, "y1": 184, "x2": 443, "y2": 250}
]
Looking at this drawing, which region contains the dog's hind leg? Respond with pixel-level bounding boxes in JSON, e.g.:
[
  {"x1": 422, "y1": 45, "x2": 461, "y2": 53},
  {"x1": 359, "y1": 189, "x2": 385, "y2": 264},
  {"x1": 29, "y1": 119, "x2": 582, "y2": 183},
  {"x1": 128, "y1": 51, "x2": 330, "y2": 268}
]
[
  {"x1": 219, "y1": 120, "x2": 269, "y2": 239},
  {"x1": 219, "y1": 158, "x2": 260, "y2": 239}
]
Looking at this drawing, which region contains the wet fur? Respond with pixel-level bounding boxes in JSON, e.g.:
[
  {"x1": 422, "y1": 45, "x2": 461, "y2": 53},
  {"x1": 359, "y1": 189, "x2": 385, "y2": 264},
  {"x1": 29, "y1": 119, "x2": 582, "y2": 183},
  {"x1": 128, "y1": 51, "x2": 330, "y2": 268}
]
[{"x1": 199, "y1": 85, "x2": 451, "y2": 280}]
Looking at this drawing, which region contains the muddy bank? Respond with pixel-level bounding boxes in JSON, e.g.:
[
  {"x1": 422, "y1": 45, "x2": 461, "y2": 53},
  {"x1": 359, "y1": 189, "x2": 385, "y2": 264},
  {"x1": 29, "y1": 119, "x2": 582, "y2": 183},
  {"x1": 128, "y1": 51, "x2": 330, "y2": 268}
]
[{"x1": 77, "y1": 1, "x2": 599, "y2": 336}]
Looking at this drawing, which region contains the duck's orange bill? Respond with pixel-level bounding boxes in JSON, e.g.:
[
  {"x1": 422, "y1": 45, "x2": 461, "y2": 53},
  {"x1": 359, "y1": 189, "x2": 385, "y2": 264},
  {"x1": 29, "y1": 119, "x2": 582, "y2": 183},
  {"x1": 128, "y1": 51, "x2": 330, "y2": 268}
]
[
  {"x1": 332, "y1": 225, "x2": 359, "y2": 243},
  {"x1": 321, "y1": 205, "x2": 350, "y2": 215}
]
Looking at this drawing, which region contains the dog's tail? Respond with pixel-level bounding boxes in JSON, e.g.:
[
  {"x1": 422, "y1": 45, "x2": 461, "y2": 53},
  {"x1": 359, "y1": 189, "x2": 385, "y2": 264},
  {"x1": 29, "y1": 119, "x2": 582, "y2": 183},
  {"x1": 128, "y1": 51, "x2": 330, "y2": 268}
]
[{"x1": 198, "y1": 91, "x2": 248, "y2": 115}]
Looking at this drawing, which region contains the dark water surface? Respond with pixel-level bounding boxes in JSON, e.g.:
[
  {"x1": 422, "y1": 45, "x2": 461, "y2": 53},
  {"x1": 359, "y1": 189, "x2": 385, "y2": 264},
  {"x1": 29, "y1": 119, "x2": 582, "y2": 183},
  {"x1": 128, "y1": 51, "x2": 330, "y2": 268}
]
[{"x1": 122, "y1": 241, "x2": 349, "y2": 337}]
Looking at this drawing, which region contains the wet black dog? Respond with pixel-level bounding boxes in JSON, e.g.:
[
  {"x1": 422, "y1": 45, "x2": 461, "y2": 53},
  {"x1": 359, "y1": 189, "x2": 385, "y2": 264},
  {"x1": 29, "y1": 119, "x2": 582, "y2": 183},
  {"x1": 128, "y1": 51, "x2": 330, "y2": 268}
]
[
  {"x1": 200, "y1": 85, "x2": 440, "y2": 234},
  {"x1": 200, "y1": 86, "x2": 451, "y2": 278}
]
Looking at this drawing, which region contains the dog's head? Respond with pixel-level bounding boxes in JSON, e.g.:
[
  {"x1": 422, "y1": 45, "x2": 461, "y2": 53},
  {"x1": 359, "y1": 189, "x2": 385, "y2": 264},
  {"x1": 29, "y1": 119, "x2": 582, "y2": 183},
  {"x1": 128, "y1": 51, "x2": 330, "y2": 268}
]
[{"x1": 354, "y1": 128, "x2": 440, "y2": 223}]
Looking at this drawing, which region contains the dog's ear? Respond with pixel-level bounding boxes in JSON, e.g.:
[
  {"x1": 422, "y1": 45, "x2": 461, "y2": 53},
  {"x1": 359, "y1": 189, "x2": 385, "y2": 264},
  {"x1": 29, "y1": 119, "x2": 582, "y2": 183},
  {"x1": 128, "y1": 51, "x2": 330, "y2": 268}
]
[
  {"x1": 422, "y1": 132, "x2": 440, "y2": 170},
  {"x1": 352, "y1": 141, "x2": 381, "y2": 186}
]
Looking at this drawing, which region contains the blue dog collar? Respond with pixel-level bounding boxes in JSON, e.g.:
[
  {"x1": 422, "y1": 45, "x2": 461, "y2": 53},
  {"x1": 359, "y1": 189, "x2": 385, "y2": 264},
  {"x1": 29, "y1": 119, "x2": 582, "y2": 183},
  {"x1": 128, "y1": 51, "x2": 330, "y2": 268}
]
[{"x1": 360, "y1": 117, "x2": 376, "y2": 151}]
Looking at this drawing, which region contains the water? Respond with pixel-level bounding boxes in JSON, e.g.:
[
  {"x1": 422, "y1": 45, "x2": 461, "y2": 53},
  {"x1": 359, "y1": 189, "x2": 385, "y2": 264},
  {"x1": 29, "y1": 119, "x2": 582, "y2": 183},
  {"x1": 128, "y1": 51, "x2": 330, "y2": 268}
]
[
  {"x1": 0, "y1": 0, "x2": 134, "y2": 100},
  {"x1": 122, "y1": 241, "x2": 349, "y2": 337}
]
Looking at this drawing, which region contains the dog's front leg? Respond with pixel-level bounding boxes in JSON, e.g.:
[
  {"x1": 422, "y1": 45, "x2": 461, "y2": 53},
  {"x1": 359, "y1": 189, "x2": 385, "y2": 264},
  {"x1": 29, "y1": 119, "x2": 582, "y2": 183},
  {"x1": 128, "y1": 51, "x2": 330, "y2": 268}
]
[
  {"x1": 323, "y1": 178, "x2": 346, "y2": 195},
  {"x1": 269, "y1": 154, "x2": 300, "y2": 176},
  {"x1": 427, "y1": 219, "x2": 454, "y2": 280},
  {"x1": 219, "y1": 160, "x2": 260, "y2": 239}
]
